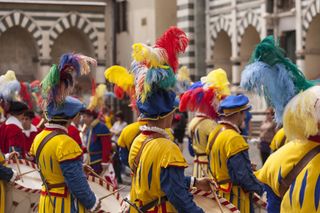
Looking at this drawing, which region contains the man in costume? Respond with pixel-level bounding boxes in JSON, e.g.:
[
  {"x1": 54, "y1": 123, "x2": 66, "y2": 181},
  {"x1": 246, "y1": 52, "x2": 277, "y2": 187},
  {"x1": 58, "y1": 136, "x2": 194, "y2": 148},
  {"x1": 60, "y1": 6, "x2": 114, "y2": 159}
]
[
  {"x1": 82, "y1": 109, "x2": 112, "y2": 175},
  {"x1": 4, "y1": 101, "x2": 29, "y2": 156},
  {"x1": 30, "y1": 53, "x2": 101, "y2": 212},
  {"x1": 179, "y1": 68, "x2": 230, "y2": 178},
  {"x1": 106, "y1": 26, "x2": 212, "y2": 213},
  {"x1": 206, "y1": 94, "x2": 264, "y2": 213},
  {"x1": 241, "y1": 36, "x2": 317, "y2": 212},
  {"x1": 21, "y1": 110, "x2": 39, "y2": 158}
]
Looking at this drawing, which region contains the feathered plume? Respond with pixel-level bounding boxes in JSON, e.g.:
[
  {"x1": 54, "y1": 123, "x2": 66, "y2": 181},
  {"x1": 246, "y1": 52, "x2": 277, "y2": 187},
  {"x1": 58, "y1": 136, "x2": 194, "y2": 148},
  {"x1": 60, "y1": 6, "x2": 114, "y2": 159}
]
[
  {"x1": 41, "y1": 53, "x2": 96, "y2": 106},
  {"x1": 19, "y1": 82, "x2": 33, "y2": 109},
  {"x1": 155, "y1": 26, "x2": 189, "y2": 72},
  {"x1": 132, "y1": 43, "x2": 167, "y2": 67},
  {"x1": 0, "y1": 70, "x2": 21, "y2": 101},
  {"x1": 179, "y1": 69, "x2": 230, "y2": 118},
  {"x1": 283, "y1": 86, "x2": 320, "y2": 140},
  {"x1": 240, "y1": 36, "x2": 314, "y2": 123},
  {"x1": 88, "y1": 84, "x2": 107, "y2": 111},
  {"x1": 175, "y1": 66, "x2": 192, "y2": 94}
]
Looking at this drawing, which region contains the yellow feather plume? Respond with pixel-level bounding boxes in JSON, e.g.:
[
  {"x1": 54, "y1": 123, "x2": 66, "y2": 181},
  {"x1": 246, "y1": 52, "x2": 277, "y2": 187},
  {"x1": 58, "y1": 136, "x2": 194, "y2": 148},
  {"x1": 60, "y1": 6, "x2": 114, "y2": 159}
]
[
  {"x1": 177, "y1": 66, "x2": 191, "y2": 82},
  {"x1": 88, "y1": 84, "x2": 106, "y2": 111},
  {"x1": 283, "y1": 86, "x2": 320, "y2": 141},
  {"x1": 104, "y1": 65, "x2": 134, "y2": 92},
  {"x1": 4, "y1": 70, "x2": 17, "y2": 81},
  {"x1": 202, "y1": 68, "x2": 230, "y2": 98},
  {"x1": 131, "y1": 43, "x2": 167, "y2": 68}
]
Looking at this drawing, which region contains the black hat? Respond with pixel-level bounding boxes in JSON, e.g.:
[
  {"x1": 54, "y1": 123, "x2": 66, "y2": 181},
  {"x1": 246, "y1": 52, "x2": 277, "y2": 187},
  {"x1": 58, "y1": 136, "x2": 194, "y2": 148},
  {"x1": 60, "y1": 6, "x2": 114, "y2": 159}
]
[{"x1": 9, "y1": 101, "x2": 29, "y2": 114}]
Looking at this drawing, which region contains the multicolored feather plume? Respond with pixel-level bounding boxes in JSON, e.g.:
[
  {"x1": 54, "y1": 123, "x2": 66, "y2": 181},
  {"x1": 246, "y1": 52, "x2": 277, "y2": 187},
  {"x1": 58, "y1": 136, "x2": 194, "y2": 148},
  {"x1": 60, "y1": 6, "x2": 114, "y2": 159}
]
[
  {"x1": 179, "y1": 68, "x2": 230, "y2": 118},
  {"x1": 41, "y1": 53, "x2": 96, "y2": 107},
  {"x1": 155, "y1": 26, "x2": 189, "y2": 72},
  {"x1": 240, "y1": 36, "x2": 314, "y2": 123},
  {"x1": 0, "y1": 70, "x2": 21, "y2": 101}
]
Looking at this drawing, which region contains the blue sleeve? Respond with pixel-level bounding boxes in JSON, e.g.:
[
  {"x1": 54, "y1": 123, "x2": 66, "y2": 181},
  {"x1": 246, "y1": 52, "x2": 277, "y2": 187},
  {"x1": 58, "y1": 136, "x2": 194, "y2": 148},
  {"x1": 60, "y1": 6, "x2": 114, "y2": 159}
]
[
  {"x1": 119, "y1": 147, "x2": 129, "y2": 167},
  {"x1": 227, "y1": 150, "x2": 264, "y2": 195},
  {"x1": 264, "y1": 184, "x2": 281, "y2": 213},
  {"x1": 160, "y1": 167, "x2": 204, "y2": 213},
  {"x1": 60, "y1": 159, "x2": 97, "y2": 210},
  {"x1": 188, "y1": 137, "x2": 195, "y2": 157},
  {"x1": 0, "y1": 164, "x2": 14, "y2": 182}
]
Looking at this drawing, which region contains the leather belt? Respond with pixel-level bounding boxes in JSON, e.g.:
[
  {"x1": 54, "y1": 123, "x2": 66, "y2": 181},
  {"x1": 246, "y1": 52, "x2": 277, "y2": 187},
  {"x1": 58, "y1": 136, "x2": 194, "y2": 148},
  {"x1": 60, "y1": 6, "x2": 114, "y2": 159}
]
[
  {"x1": 46, "y1": 182, "x2": 66, "y2": 190},
  {"x1": 139, "y1": 196, "x2": 168, "y2": 212},
  {"x1": 89, "y1": 151, "x2": 102, "y2": 155}
]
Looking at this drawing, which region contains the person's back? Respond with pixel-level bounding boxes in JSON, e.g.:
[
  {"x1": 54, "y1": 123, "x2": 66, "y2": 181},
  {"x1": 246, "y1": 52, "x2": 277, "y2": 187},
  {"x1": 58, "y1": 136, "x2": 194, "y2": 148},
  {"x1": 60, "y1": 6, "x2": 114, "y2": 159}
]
[{"x1": 188, "y1": 116, "x2": 216, "y2": 177}]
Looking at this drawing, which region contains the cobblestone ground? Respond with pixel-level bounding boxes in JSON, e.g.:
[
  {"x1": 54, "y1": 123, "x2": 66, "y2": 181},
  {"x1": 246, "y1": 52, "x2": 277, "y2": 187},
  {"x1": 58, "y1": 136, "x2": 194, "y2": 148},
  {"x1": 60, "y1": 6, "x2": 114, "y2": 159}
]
[{"x1": 119, "y1": 138, "x2": 266, "y2": 212}]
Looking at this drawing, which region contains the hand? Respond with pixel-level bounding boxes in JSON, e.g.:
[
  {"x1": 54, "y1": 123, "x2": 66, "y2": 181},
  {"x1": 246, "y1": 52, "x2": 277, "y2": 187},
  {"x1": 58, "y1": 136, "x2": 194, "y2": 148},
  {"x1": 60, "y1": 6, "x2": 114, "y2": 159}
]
[
  {"x1": 251, "y1": 163, "x2": 257, "y2": 171},
  {"x1": 25, "y1": 154, "x2": 34, "y2": 161},
  {"x1": 8, "y1": 151, "x2": 19, "y2": 160},
  {"x1": 195, "y1": 177, "x2": 212, "y2": 192},
  {"x1": 83, "y1": 164, "x2": 93, "y2": 176}
]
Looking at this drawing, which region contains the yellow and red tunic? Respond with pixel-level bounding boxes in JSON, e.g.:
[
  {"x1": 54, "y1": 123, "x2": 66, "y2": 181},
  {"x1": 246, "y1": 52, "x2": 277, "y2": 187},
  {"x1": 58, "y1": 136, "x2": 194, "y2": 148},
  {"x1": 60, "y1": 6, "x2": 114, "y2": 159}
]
[
  {"x1": 187, "y1": 116, "x2": 216, "y2": 178},
  {"x1": 255, "y1": 139, "x2": 320, "y2": 212},
  {"x1": 30, "y1": 127, "x2": 87, "y2": 213},
  {"x1": 206, "y1": 123, "x2": 261, "y2": 213},
  {"x1": 129, "y1": 132, "x2": 188, "y2": 213}
]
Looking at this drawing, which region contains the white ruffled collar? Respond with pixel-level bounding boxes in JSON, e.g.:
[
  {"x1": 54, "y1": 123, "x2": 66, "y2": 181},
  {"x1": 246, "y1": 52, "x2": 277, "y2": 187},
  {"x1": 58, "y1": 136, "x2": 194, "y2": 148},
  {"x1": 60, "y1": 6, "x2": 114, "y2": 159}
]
[
  {"x1": 139, "y1": 125, "x2": 171, "y2": 139},
  {"x1": 5, "y1": 116, "x2": 23, "y2": 130},
  {"x1": 44, "y1": 123, "x2": 68, "y2": 132}
]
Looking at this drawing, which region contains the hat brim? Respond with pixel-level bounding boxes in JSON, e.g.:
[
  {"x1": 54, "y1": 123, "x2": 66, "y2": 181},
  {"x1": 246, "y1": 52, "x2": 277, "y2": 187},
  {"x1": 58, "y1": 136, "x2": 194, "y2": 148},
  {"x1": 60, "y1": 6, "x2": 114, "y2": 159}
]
[
  {"x1": 219, "y1": 105, "x2": 252, "y2": 117},
  {"x1": 138, "y1": 107, "x2": 177, "y2": 121}
]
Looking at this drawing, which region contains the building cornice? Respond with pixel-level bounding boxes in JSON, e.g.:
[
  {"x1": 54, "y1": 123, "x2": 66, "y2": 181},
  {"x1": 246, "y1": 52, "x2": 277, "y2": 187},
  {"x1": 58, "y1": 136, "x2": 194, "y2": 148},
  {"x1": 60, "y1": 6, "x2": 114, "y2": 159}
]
[{"x1": 0, "y1": 0, "x2": 107, "y2": 6}]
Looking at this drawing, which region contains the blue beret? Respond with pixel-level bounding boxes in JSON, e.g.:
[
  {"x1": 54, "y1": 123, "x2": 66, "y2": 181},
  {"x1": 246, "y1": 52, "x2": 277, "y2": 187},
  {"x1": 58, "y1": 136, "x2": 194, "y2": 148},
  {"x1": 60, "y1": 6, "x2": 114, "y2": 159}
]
[
  {"x1": 219, "y1": 95, "x2": 251, "y2": 116},
  {"x1": 46, "y1": 96, "x2": 85, "y2": 121},
  {"x1": 137, "y1": 89, "x2": 178, "y2": 120}
]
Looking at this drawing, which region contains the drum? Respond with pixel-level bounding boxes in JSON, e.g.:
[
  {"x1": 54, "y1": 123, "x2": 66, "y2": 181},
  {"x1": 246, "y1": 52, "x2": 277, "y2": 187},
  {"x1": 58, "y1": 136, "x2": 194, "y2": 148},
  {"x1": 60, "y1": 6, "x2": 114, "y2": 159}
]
[
  {"x1": 87, "y1": 175, "x2": 124, "y2": 213},
  {"x1": 191, "y1": 189, "x2": 240, "y2": 213},
  {"x1": 5, "y1": 159, "x2": 42, "y2": 213}
]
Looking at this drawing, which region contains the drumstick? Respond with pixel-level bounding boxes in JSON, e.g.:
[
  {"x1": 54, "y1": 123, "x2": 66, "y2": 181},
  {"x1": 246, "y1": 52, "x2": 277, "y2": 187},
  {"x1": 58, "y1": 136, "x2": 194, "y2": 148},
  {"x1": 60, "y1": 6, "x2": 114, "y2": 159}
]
[
  {"x1": 85, "y1": 165, "x2": 114, "y2": 186},
  {"x1": 209, "y1": 183, "x2": 224, "y2": 213},
  {"x1": 99, "y1": 186, "x2": 126, "y2": 201},
  {"x1": 11, "y1": 147, "x2": 23, "y2": 182},
  {"x1": 19, "y1": 169, "x2": 39, "y2": 177},
  {"x1": 202, "y1": 170, "x2": 224, "y2": 213}
]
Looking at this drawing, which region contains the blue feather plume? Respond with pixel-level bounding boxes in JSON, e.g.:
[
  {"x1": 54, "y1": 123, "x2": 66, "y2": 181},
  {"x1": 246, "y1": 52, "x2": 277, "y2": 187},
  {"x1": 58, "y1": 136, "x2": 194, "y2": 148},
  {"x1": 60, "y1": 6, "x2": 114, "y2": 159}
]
[
  {"x1": 58, "y1": 53, "x2": 81, "y2": 75},
  {"x1": 0, "y1": 80, "x2": 20, "y2": 101},
  {"x1": 241, "y1": 61, "x2": 296, "y2": 123}
]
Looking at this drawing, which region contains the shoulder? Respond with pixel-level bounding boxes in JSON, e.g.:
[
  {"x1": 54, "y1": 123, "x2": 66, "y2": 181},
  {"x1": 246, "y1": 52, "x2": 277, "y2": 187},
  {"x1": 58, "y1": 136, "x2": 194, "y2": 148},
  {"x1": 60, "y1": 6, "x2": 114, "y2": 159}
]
[
  {"x1": 94, "y1": 122, "x2": 110, "y2": 135},
  {"x1": 219, "y1": 129, "x2": 248, "y2": 157},
  {"x1": 54, "y1": 134, "x2": 82, "y2": 162}
]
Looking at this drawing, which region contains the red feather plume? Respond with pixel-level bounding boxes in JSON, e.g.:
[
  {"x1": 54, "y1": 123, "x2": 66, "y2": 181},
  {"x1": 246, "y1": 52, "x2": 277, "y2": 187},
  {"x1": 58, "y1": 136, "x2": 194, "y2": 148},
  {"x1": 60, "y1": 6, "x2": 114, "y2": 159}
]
[
  {"x1": 155, "y1": 26, "x2": 189, "y2": 72},
  {"x1": 20, "y1": 82, "x2": 32, "y2": 109},
  {"x1": 114, "y1": 85, "x2": 125, "y2": 99},
  {"x1": 179, "y1": 87, "x2": 219, "y2": 119}
]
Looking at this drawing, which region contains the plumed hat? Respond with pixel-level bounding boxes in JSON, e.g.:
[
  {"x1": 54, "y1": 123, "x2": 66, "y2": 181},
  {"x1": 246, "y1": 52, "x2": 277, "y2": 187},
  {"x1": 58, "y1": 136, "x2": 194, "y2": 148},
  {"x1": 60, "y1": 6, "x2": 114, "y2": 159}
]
[{"x1": 105, "y1": 26, "x2": 189, "y2": 120}]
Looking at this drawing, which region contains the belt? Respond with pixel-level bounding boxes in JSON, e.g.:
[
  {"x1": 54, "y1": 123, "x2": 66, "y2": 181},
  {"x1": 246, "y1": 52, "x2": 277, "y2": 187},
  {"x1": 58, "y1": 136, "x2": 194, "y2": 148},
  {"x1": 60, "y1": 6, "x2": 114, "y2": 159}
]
[
  {"x1": 217, "y1": 179, "x2": 232, "y2": 185},
  {"x1": 46, "y1": 182, "x2": 66, "y2": 190},
  {"x1": 139, "y1": 196, "x2": 168, "y2": 212},
  {"x1": 195, "y1": 153, "x2": 207, "y2": 156}
]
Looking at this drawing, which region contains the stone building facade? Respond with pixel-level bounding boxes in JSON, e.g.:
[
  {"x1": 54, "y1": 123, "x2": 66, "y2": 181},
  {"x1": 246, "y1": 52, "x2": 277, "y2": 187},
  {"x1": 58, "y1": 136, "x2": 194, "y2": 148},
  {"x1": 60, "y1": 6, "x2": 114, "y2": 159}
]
[
  {"x1": 177, "y1": 0, "x2": 320, "y2": 111},
  {"x1": 0, "y1": 0, "x2": 113, "y2": 95}
]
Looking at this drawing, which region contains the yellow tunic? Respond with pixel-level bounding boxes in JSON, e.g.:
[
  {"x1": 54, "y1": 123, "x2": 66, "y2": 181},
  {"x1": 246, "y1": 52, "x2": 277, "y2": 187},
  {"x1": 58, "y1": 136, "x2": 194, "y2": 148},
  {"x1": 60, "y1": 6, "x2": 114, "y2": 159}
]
[
  {"x1": 269, "y1": 128, "x2": 288, "y2": 152},
  {"x1": 206, "y1": 124, "x2": 252, "y2": 213},
  {"x1": 255, "y1": 140, "x2": 320, "y2": 212},
  {"x1": 0, "y1": 150, "x2": 5, "y2": 213},
  {"x1": 129, "y1": 133, "x2": 188, "y2": 213},
  {"x1": 187, "y1": 116, "x2": 216, "y2": 178},
  {"x1": 117, "y1": 121, "x2": 147, "y2": 149},
  {"x1": 30, "y1": 129, "x2": 85, "y2": 213}
]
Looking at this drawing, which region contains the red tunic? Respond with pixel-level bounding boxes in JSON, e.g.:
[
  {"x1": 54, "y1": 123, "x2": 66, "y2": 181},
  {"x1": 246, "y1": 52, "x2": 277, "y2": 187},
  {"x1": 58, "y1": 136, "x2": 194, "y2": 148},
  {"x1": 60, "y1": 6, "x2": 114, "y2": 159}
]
[
  {"x1": 68, "y1": 124, "x2": 85, "y2": 151},
  {"x1": 5, "y1": 124, "x2": 25, "y2": 155}
]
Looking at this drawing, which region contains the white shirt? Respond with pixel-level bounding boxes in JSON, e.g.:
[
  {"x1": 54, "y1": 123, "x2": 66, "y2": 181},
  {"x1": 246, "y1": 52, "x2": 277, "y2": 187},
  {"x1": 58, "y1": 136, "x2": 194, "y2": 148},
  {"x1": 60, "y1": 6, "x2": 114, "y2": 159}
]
[{"x1": 111, "y1": 121, "x2": 127, "y2": 142}]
